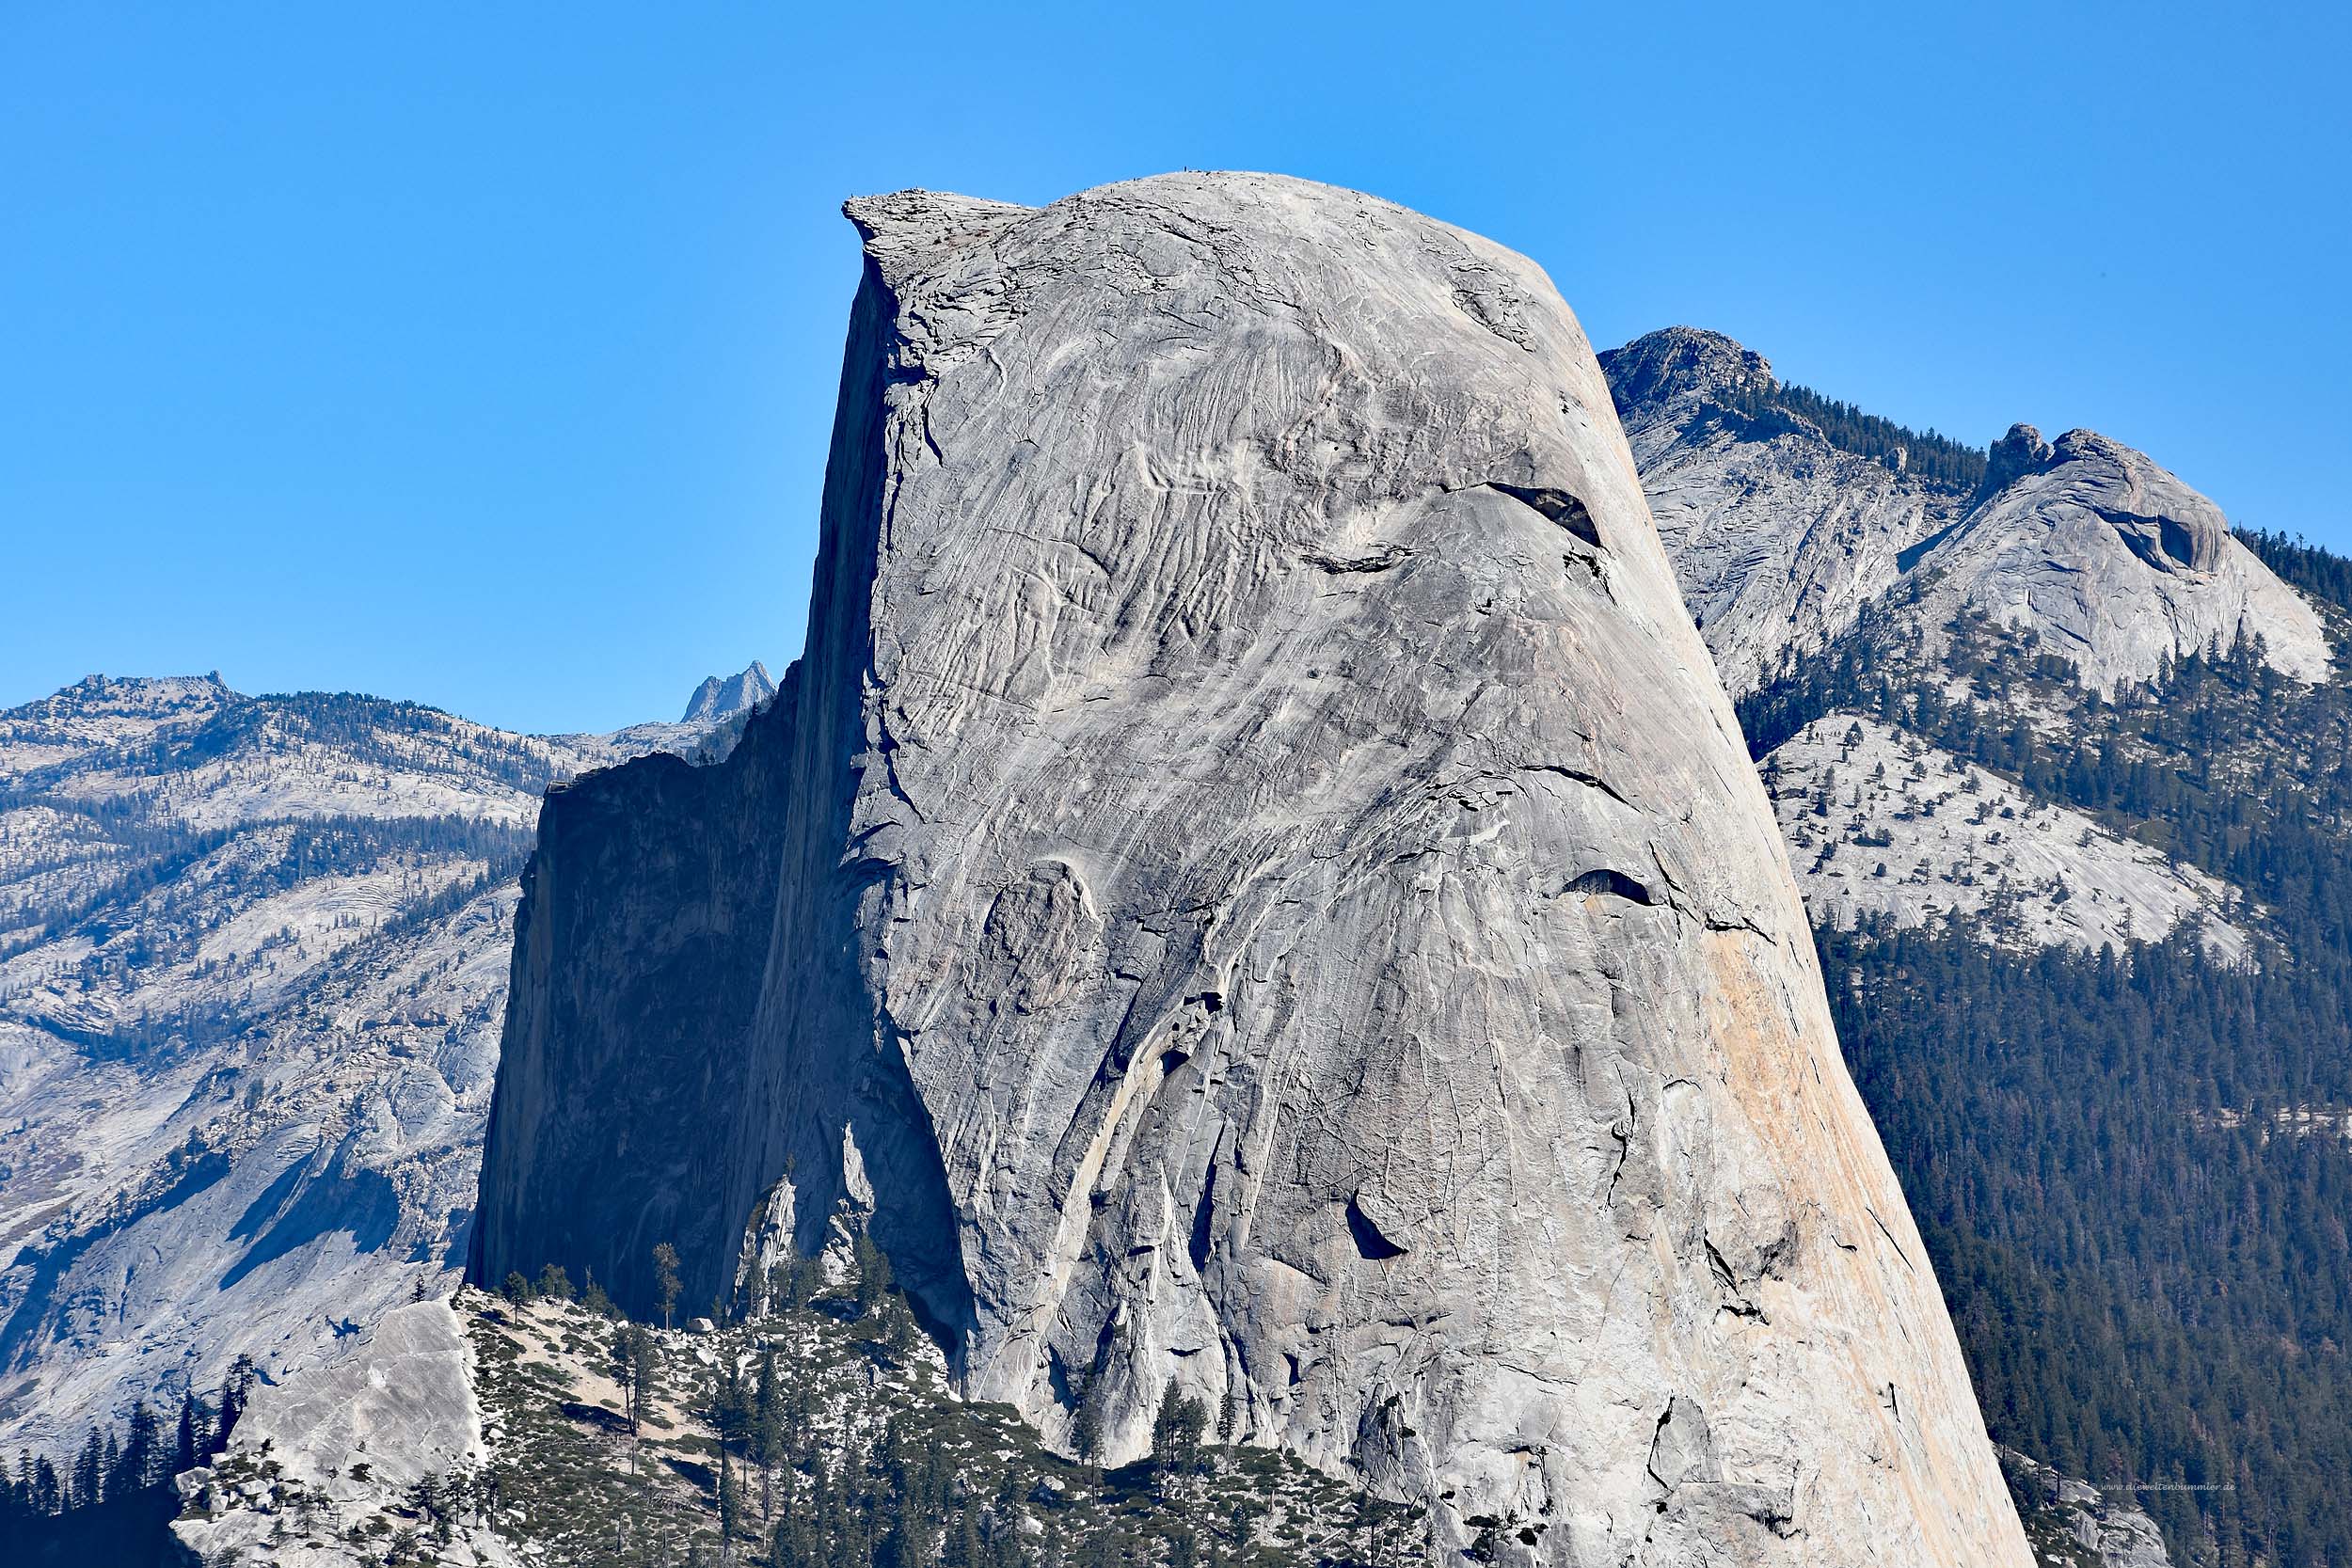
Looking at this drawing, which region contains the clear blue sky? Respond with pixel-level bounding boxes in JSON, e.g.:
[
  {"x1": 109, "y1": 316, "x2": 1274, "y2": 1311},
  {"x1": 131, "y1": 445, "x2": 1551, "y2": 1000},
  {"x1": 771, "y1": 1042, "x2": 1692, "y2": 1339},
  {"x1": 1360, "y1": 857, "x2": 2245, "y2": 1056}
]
[{"x1": 6, "y1": 4, "x2": 2345, "y2": 733}]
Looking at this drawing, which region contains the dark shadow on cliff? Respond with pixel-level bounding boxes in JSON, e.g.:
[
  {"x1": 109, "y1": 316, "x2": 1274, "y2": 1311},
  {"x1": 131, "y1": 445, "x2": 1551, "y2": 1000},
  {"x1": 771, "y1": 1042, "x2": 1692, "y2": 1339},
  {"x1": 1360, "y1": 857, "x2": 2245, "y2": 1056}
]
[{"x1": 466, "y1": 246, "x2": 978, "y2": 1353}]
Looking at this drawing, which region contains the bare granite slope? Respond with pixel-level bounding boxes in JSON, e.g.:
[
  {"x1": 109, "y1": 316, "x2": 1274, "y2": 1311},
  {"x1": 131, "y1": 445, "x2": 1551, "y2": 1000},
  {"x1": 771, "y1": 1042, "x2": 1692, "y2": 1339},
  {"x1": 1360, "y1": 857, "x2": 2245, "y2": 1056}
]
[
  {"x1": 473, "y1": 174, "x2": 2028, "y2": 1565},
  {"x1": 1600, "y1": 329, "x2": 1963, "y2": 699},
  {"x1": 1765, "y1": 716, "x2": 2246, "y2": 958},
  {"x1": 1911, "y1": 424, "x2": 2329, "y2": 693},
  {"x1": 169, "y1": 1298, "x2": 513, "y2": 1568}
]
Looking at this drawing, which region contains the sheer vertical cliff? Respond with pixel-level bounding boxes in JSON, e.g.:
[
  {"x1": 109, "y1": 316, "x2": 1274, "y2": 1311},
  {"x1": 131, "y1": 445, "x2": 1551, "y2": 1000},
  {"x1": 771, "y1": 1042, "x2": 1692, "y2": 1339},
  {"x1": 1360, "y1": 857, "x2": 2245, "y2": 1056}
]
[
  {"x1": 469, "y1": 671, "x2": 797, "y2": 1323},
  {"x1": 471, "y1": 173, "x2": 2029, "y2": 1565}
]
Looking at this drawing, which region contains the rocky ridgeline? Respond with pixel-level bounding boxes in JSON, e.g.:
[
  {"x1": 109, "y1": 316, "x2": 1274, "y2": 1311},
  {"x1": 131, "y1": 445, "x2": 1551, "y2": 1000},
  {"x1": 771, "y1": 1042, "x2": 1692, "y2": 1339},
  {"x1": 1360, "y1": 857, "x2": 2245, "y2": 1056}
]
[
  {"x1": 0, "y1": 665, "x2": 768, "y2": 1460},
  {"x1": 470, "y1": 174, "x2": 2029, "y2": 1565},
  {"x1": 1599, "y1": 329, "x2": 1964, "y2": 701},
  {"x1": 681, "y1": 660, "x2": 778, "y2": 725}
]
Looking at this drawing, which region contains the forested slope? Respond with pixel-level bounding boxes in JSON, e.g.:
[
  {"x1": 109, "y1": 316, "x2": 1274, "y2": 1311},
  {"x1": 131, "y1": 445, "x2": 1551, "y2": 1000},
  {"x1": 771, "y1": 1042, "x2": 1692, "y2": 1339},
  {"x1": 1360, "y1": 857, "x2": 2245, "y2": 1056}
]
[{"x1": 1751, "y1": 587, "x2": 2352, "y2": 1566}]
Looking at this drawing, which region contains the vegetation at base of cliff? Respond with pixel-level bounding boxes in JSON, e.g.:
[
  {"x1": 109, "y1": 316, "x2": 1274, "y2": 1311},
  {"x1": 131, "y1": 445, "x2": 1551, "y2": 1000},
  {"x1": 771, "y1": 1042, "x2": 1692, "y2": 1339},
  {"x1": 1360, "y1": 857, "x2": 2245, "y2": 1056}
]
[
  {"x1": 466, "y1": 1248, "x2": 1426, "y2": 1568},
  {"x1": 1753, "y1": 582, "x2": 2352, "y2": 1566}
]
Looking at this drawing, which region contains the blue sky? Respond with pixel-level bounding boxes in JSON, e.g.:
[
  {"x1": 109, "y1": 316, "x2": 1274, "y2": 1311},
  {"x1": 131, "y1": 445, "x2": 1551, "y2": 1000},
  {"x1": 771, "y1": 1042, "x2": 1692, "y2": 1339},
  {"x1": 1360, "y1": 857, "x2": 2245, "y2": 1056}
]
[{"x1": 5, "y1": 3, "x2": 2345, "y2": 733}]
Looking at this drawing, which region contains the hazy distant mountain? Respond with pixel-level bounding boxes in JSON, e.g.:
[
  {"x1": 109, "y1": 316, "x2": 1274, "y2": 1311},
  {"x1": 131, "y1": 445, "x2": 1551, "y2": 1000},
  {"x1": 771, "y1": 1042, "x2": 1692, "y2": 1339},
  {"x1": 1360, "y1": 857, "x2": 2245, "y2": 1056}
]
[{"x1": 678, "y1": 659, "x2": 775, "y2": 725}]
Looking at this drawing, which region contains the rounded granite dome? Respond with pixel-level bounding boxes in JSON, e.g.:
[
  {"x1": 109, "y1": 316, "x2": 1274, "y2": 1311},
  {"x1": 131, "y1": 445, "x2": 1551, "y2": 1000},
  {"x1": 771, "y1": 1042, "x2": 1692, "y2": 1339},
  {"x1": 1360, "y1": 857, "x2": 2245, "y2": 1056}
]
[{"x1": 477, "y1": 171, "x2": 2032, "y2": 1568}]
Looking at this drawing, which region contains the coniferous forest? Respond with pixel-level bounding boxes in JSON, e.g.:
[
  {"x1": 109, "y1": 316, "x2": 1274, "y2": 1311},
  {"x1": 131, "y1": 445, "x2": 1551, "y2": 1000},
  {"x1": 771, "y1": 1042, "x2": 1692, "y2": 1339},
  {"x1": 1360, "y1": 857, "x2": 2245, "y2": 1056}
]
[
  {"x1": 4, "y1": 1359, "x2": 255, "y2": 1565},
  {"x1": 1740, "y1": 536, "x2": 2352, "y2": 1567},
  {"x1": 1827, "y1": 921, "x2": 2352, "y2": 1566},
  {"x1": 1719, "y1": 375, "x2": 1991, "y2": 490}
]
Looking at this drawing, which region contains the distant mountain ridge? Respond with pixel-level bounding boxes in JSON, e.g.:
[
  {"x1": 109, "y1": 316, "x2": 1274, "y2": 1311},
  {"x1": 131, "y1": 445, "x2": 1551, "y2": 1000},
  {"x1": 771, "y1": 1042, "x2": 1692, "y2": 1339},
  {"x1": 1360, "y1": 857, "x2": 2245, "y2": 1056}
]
[
  {"x1": 1603, "y1": 326, "x2": 2330, "y2": 960},
  {"x1": 1602, "y1": 326, "x2": 2328, "y2": 701},
  {"x1": 0, "y1": 666, "x2": 757, "y2": 1460}
]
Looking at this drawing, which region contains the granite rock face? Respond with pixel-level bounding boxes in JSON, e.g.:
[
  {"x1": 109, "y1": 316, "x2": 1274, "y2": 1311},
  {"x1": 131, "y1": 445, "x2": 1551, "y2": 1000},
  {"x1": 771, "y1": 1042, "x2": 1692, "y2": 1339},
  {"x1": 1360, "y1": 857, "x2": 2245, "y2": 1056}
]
[
  {"x1": 1912, "y1": 425, "x2": 2328, "y2": 692},
  {"x1": 170, "y1": 1299, "x2": 514, "y2": 1568},
  {"x1": 471, "y1": 673, "x2": 798, "y2": 1321},
  {"x1": 1999, "y1": 1449, "x2": 2174, "y2": 1568},
  {"x1": 473, "y1": 173, "x2": 2028, "y2": 1565},
  {"x1": 1604, "y1": 326, "x2": 2328, "y2": 960}
]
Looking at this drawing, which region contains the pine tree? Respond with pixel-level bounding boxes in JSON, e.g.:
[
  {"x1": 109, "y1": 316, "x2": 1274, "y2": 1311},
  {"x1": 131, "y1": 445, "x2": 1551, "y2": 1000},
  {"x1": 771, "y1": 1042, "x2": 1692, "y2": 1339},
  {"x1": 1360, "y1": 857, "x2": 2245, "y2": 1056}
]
[
  {"x1": 609, "y1": 1323, "x2": 662, "y2": 1439},
  {"x1": 791, "y1": 1255, "x2": 822, "y2": 1309},
  {"x1": 853, "y1": 1231, "x2": 892, "y2": 1320},
  {"x1": 1072, "y1": 1388, "x2": 1105, "y2": 1473},
  {"x1": 1151, "y1": 1385, "x2": 1208, "y2": 1484},
  {"x1": 174, "y1": 1392, "x2": 199, "y2": 1475},
  {"x1": 33, "y1": 1454, "x2": 60, "y2": 1516},
  {"x1": 945, "y1": 1507, "x2": 983, "y2": 1568},
  {"x1": 707, "y1": 1353, "x2": 753, "y2": 1451},
  {"x1": 882, "y1": 1295, "x2": 919, "y2": 1359},
  {"x1": 653, "y1": 1243, "x2": 683, "y2": 1330},
  {"x1": 118, "y1": 1401, "x2": 159, "y2": 1494},
  {"x1": 771, "y1": 1461, "x2": 813, "y2": 1568},
  {"x1": 755, "y1": 1347, "x2": 783, "y2": 1515},
  {"x1": 535, "y1": 1262, "x2": 576, "y2": 1302},
  {"x1": 215, "y1": 1355, "x2": 255, "y2": 1450},
  {"x1": 719, "y1": 1448, "x2": 741, "y2": 1562},
  {"x1": 72, "y1": 1429, "x2": 103, "y2": 1510}
]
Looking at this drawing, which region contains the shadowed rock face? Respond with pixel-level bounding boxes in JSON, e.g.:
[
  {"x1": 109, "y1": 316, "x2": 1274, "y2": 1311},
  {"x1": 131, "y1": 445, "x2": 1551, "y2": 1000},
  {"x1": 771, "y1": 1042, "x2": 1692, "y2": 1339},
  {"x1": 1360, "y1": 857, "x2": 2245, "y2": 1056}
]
[
  {"x1": 472, "y1": 173, "x2": 2028, "y2": 1565},
  {"x1": 469, "y1": 673, "x2": 799, "y2": 1323}
]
